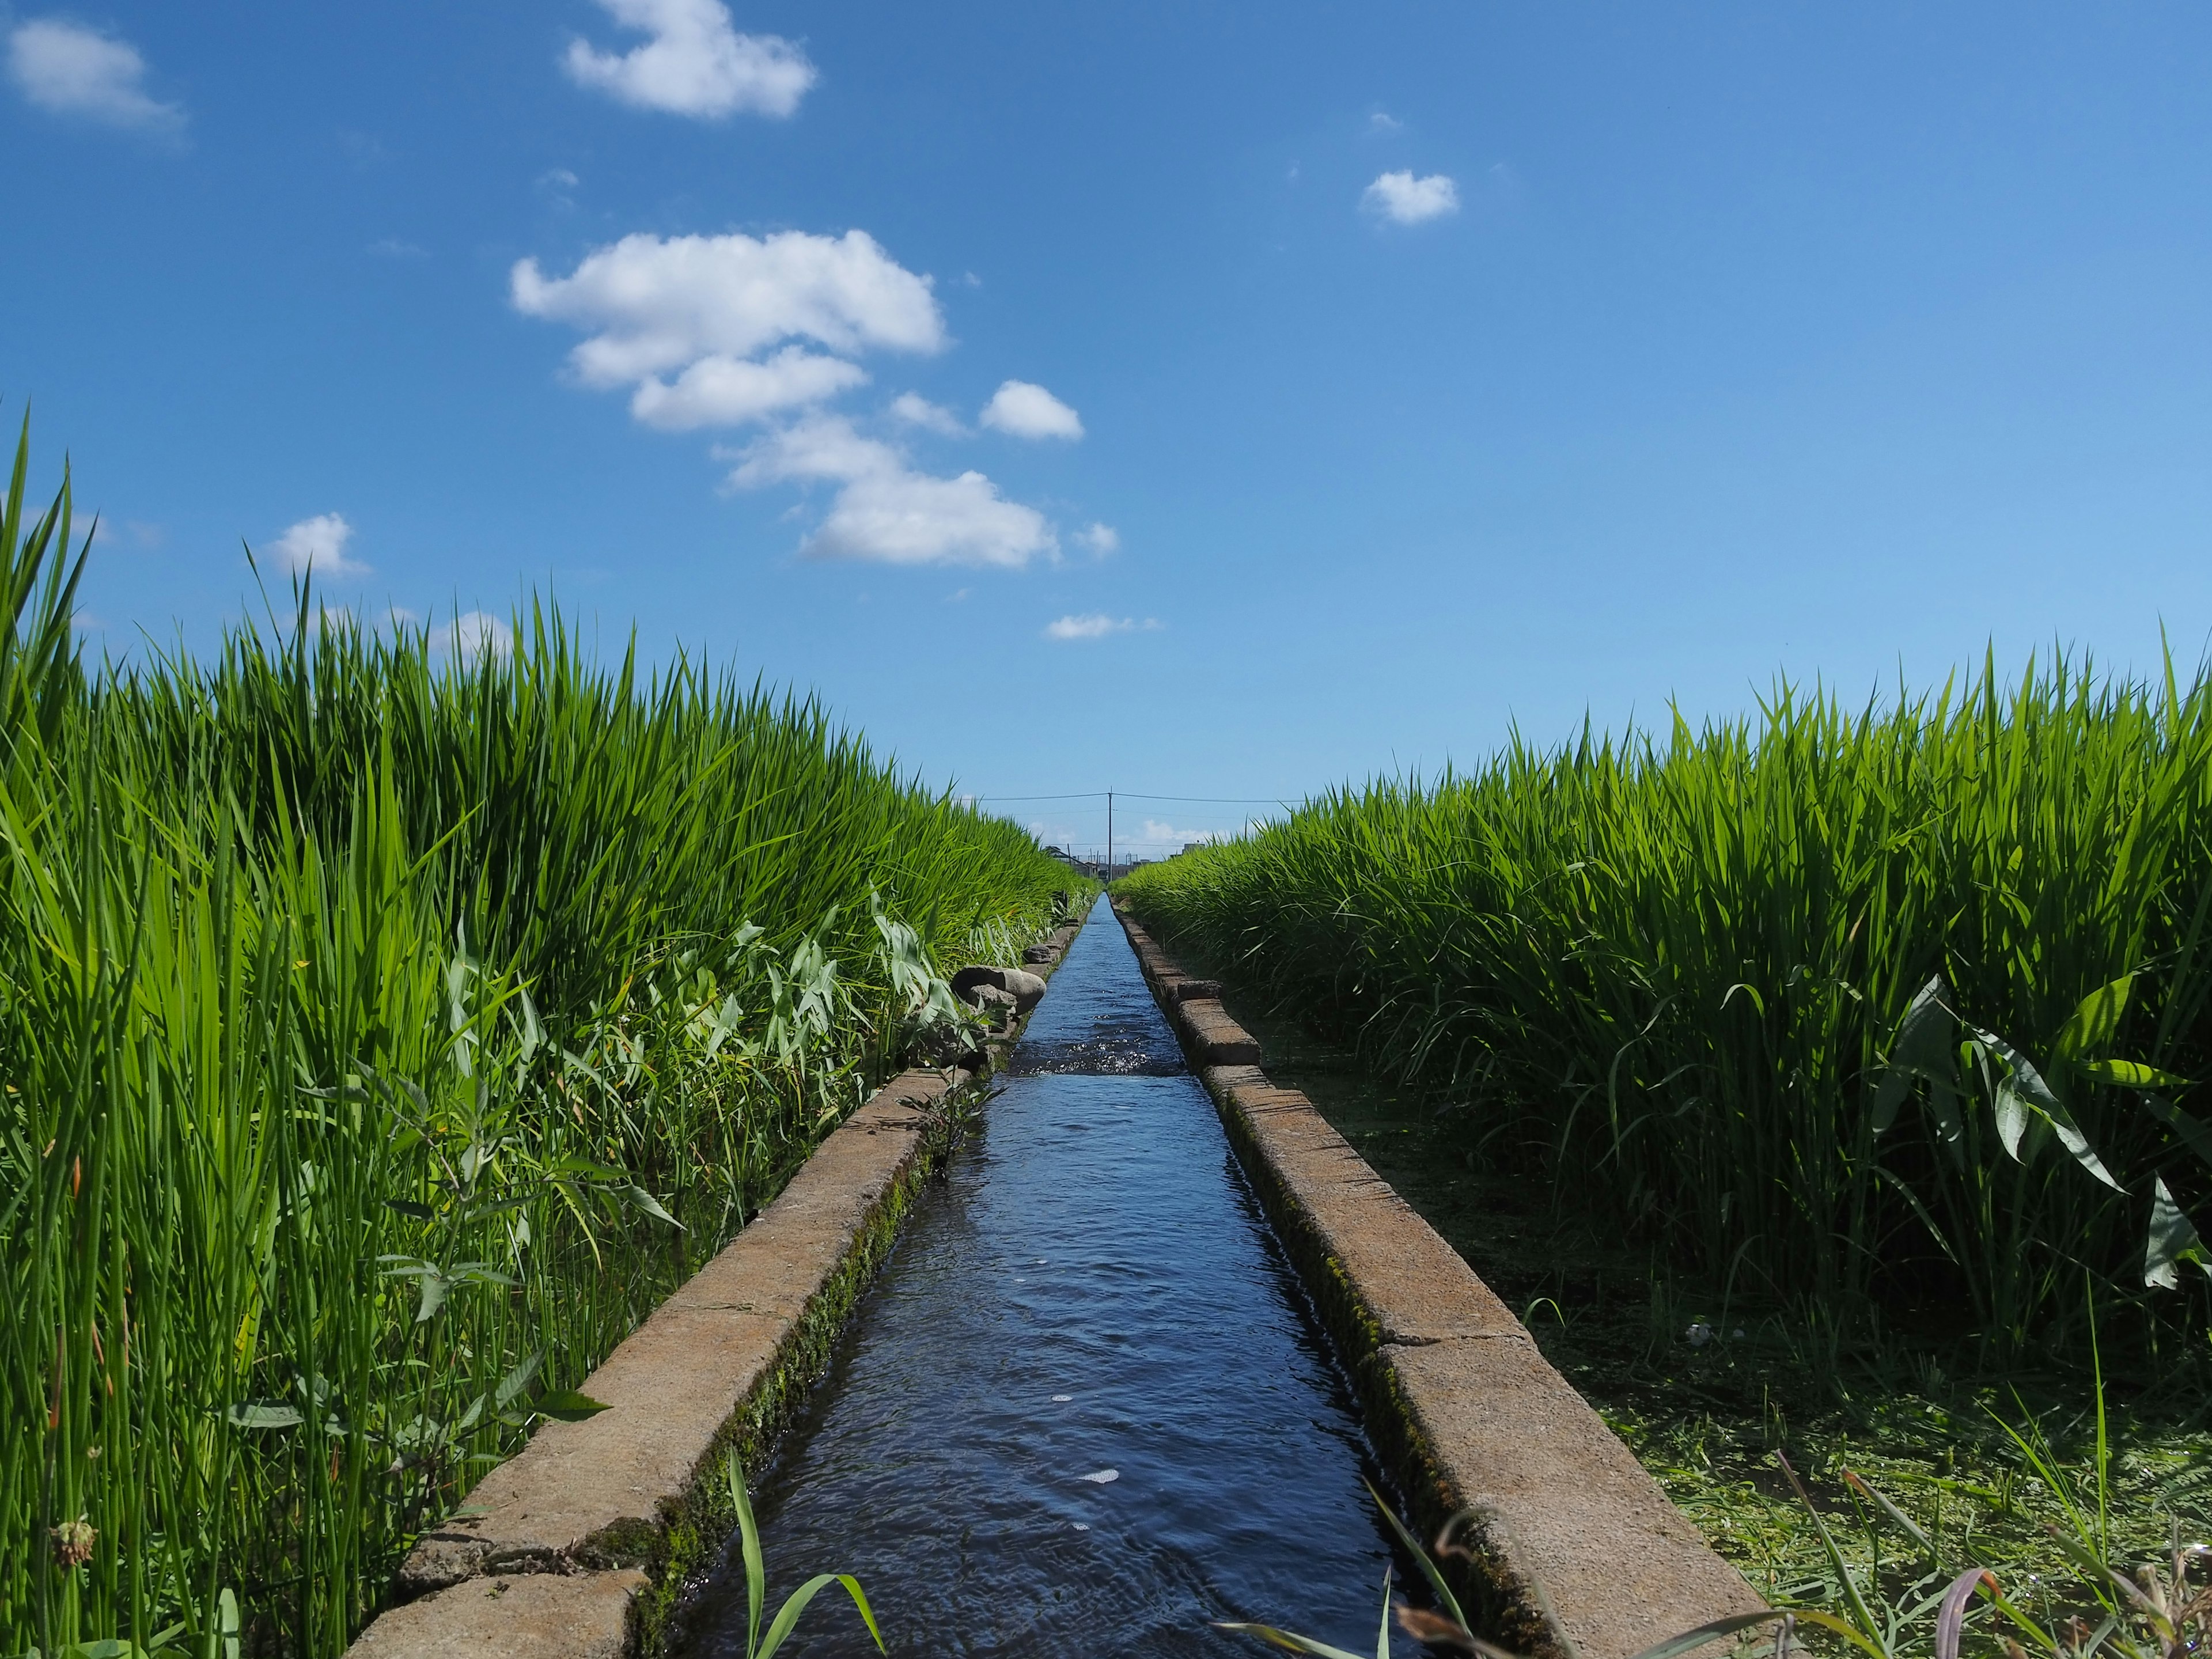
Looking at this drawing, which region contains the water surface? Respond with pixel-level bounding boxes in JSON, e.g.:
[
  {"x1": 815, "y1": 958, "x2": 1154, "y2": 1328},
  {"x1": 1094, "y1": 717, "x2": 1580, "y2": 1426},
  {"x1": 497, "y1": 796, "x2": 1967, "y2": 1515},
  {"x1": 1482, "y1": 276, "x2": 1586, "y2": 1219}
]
[{"x1": 679, "y1": 896, "x2": 1397, "y2": 1656}]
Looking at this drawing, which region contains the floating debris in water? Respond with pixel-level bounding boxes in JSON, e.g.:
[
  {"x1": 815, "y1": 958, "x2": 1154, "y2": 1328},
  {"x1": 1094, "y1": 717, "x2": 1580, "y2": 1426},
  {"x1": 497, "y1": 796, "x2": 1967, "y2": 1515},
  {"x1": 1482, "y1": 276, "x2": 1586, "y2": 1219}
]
[
  {"x1": 1080, "y1": 1468, "x2": 1119, "y2": 1483},
  {"x1": 1052, "y1": 1394, "x2": 1073, "y2": 1402}
]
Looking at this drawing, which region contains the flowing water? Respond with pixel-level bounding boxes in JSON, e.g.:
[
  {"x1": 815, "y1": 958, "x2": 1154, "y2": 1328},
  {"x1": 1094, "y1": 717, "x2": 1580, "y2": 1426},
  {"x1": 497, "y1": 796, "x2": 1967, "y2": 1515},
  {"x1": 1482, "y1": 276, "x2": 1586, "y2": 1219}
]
[{"x1": 678, "y1": 895, "x2": 1399, "y2": 1657}]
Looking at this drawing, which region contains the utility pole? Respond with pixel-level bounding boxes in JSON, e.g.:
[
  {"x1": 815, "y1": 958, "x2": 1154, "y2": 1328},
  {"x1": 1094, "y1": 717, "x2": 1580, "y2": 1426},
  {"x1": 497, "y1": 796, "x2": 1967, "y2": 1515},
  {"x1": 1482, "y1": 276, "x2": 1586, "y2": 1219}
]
[{"x1": 1106, "y1": 789, "x2": 1113, "y2": 883}]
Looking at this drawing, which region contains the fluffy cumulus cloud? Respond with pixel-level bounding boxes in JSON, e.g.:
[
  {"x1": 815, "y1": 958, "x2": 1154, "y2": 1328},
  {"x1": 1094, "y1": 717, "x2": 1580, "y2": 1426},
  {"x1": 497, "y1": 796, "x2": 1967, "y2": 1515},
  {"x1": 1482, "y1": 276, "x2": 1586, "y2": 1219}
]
[
  {"x1": 728, "y1": 417, "x2": 1054, "y2": 568},
  {"x1": 980, "y1": 380, "x2": 1083, "y2": 441},
  {"x1": 1043, "y1": 613, "x2": 1160, "y2": 641},
  {"x1": 630, "y1": 344, "x2": 867, "y2": 430},
  {"x1": 7, "y1": 18, "x2": 182, "y2": 131},
  {"x1": 564, "y1": 0, "x2": 815, "y2": 119},
  {"x1": 889, "y1": 392, "x2": 966, "y2": 435},
  {"x1": 1074, "y1": 522, "x2": 1119, "y2": 554},
  {"x1": 517, "y1": 227, "x2": 1107, "y2": 566},
  {"x1": 266, "y1": 513, "x2": 369, "y2": 579},
  {"x1": 514, "y1": 229, "x2": 941, "y2": 386},
  {"x1": 433, "y1": 611, "x2": 513, "y2": 661},
  {"x1": 1363, "y1": 169, "x2": 1459, "y2": 224}
]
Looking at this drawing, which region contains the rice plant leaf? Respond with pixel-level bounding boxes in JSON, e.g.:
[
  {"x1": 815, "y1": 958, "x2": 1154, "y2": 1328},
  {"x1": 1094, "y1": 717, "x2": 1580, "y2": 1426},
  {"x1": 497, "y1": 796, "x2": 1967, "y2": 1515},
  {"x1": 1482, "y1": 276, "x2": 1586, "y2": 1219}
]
[
  {"x1": 1363, "y1": 1480, "x2": 1470, "y2": 1633},
  {"x1": 1622, "y1": 1609, "x2": 1791, "y2": 1659},
  {"x1": 1374, "y1": 1565, "x2": 1392, "y2": 1659},
  {"x1": 225, "y1": 1402, "x2": 304, "y2": 1430},
  {"x1": 2141, "y1": 1095, "x2": 2212, "y2": 1171},
  {"x1": 729, "y1": 1455, "x2": 765, "y2": 1653},
  {"x1": 1211, "y1": 1623, "x2": 1374, "y2": 1659},
  {"x1": 1872, "y1": 975, "x2": 1955, "y2": 1136},
  {"x1": 534, "y1": 1389, "x2": 610, "y2": 1421},
  {"x1": 2145, "y1": 1177, "x2": 2211, "y2": 1290},
  {"x1": 1842, "y1": 1468, "x2": 1941, "y2": 1568},
  {"x1": 1874, "y1": 1171, "x2": 1963, "y2": 1268},
  {"x1": 1934, "y1": 1569, "x2": 1998, "y2": 1659},
  {"x1": 2051, "y1": 975, "x2": 2133, "y2": 1063},
  {"x1": 755, "y1": 1574, "x2": 883, "y2": 1659},
  {"x1": 1972, "y1": 1025, "x2": 2123, "y2": 1190},
  {"x1": 1786, "y1": 1608, "x2": 1896, "y2": 1659},
  {"x1": 1774, "y1": 1453, "x2": 1891, "y2": 1659},
  {"x1": 2073, "y1": 1059, "x2": 2188, "y2": 1089}
]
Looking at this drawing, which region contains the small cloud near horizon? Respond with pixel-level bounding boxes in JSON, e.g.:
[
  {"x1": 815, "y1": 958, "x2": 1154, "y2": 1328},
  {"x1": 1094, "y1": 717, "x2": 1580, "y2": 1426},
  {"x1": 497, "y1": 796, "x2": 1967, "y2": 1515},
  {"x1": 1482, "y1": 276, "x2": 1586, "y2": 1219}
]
[
  {"x1": 432, "y1": 611, "x2": 513, "y2": 661},
  {"x1": 266, "y1": 513, "x2": 370, "y2": 579}
]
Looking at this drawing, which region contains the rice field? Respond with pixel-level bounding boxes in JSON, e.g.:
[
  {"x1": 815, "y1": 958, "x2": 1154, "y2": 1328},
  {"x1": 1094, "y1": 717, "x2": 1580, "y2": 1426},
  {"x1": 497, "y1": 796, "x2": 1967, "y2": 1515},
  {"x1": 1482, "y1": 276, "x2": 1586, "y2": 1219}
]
[
  {"x1": 0, "y1": 425, "x2": 1077, "y2": 1657},
  {"x1": 1116, "y1": 655, "x2": 2212, "y2": 1364}
]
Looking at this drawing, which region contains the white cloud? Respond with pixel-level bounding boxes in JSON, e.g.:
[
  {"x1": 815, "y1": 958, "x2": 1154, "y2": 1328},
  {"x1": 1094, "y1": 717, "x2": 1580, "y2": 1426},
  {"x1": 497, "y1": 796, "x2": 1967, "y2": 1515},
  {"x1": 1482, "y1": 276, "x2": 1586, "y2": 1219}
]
[
  {"x1": 1363, "y1": 170, "x2": 1459, "y2": 225},
  {"x1": 1074, "y1": 522, "x2": 1118, "y2": 555},
  {"x1": 564, "y1": 0, "x2": 815, "y2": 119},
  {"x1": 1141, "y1": 819, "x2": 1216, "y2": 846},
  {"x1": 433, "y1": 611, "x2": 513, "y2": 661},
  {"x1": 631, "y1": 345, "x2": 867, "y2": 429},
  {"x1": 889, "y1": 392, "x2": 967, "y2": 435},
  {"x1": 266, "y1": 513, "x2": 370, "y2": 579},
  {"x1": 980, "y1": 380, "x2": 1083, "y2": 441},
  {"x1": 729, "y1": 416, "x2": 1055, "y2": 567},
  {"x1": 1043, "y1": 613, "x2": 1161, "y2": 641},
  {"x1": 512, "y1": 229, "x2": 942, "y2": 387},
  {"x1": 89, "y1": 518, "x2": 163, "y2": 551},
  {"x1": 1369, "y1": 111, "x2": 1403, "y2": 132},
  {"x1": 7, "y1": 19, "x2": 181, "y2": 131}
]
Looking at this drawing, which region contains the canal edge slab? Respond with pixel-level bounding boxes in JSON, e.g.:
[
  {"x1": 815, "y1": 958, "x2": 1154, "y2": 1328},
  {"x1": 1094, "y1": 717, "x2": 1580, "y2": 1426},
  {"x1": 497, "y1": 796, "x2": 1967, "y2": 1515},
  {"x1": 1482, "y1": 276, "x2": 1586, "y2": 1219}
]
[
  {"x1": 341, "y1": 911, "x2": 1089, "y2": 1659},
  {"x1": 1110, "y1": 899, "x2": 1765, "y2": 1659}
]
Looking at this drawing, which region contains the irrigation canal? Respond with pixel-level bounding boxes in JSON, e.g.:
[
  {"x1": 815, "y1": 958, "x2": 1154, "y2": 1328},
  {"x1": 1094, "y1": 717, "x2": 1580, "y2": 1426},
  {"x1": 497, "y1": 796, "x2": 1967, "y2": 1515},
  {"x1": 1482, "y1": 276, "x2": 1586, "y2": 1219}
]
[{"x1": 677, "y1": 895, "x2": 1402, "y2": 1656}]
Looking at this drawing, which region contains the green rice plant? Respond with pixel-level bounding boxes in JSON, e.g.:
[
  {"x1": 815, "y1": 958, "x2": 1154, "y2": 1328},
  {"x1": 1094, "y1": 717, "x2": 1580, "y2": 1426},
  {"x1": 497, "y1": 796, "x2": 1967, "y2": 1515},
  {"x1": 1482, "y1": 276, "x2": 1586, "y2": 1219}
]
[
  {"x1": 0, "y1": 415, "x2": 1074, "y2": 1657},
  {"x1": 1217, "y1": 1480, "x2": 1800, "y2": 1659},
  {"x1": 1119, "y1": 656, "x2": 2212, "y2": 1362},
  {"x1": 719, "y1": 1455, "x2": 882, "y2": 1659},
  {"x1": 1225, "y1": 1401, "x2": 2207, "y2": 1659}
]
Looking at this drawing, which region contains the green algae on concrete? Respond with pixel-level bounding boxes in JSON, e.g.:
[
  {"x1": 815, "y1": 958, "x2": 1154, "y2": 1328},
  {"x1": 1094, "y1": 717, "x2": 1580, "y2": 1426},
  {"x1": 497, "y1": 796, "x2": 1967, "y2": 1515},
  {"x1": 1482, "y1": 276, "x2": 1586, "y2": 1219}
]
[
  {"x1": 343, "y1": 918, "x2": 1088, "y2": 1659},
  {"x1": 1113, "y1": 903, "x2": 1763, "y2": 1659}
]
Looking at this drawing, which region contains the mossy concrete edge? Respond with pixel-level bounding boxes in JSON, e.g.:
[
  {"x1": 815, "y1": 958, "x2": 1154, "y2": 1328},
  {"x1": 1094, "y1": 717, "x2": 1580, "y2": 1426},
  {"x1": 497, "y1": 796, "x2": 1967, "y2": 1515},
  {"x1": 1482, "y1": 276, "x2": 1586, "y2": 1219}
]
[
  {"x1": 1112, "y1": 900, "x2": 1764, "y2": 1659},
  {"x1": 343, "y1": 914, "x2": 1087, "y2": 1659}
]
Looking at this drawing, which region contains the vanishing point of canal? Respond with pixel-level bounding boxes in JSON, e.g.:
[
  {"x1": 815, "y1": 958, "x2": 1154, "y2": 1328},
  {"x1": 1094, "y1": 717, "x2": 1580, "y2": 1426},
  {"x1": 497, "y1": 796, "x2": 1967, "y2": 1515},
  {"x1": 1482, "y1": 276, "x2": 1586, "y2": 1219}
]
[{"x1": 677, "y1": 896, "x2": 1404, "y2": 1656}]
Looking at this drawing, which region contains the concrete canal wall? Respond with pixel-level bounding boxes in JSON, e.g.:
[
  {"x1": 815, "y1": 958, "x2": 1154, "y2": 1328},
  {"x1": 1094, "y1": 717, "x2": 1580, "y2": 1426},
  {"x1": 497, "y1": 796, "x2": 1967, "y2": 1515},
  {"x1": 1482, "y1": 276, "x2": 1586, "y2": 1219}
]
[
  {"x1": 344, "y1": 917, "x2": 1087, "y2": 1659},
  {"x1": 1111, "y1": 901, "x2": 1764, "y2": 1659}
]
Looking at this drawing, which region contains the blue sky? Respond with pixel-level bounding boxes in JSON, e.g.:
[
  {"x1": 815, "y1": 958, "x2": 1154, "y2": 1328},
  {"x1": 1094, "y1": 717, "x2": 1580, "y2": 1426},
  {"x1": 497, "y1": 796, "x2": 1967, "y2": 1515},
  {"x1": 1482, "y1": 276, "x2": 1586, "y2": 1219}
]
[{"x1": 7, "y1": 3, "x2": 2212, "y2": 857}]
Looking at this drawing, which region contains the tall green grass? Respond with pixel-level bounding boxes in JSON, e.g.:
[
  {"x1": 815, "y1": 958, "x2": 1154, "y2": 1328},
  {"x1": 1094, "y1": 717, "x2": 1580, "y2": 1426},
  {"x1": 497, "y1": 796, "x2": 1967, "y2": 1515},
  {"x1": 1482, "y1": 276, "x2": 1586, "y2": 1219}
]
[
  {"x1": 0, "y1": 419, "x2": 1075, "y2": 1657},
  {"x1": 1119, "y1": 658, "x2": 2212, "y2": 1362}
]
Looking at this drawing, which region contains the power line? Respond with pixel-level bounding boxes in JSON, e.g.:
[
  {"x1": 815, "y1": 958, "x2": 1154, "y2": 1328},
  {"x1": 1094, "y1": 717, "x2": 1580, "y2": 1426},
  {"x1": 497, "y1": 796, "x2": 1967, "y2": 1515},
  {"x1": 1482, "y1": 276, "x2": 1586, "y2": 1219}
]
[
  {"x1": 969, "y1": 790, "x2": 1295, "y2": 805},
  {"x1": 1116, "y1": 792, "x2": 1296, "y2": 805}
]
